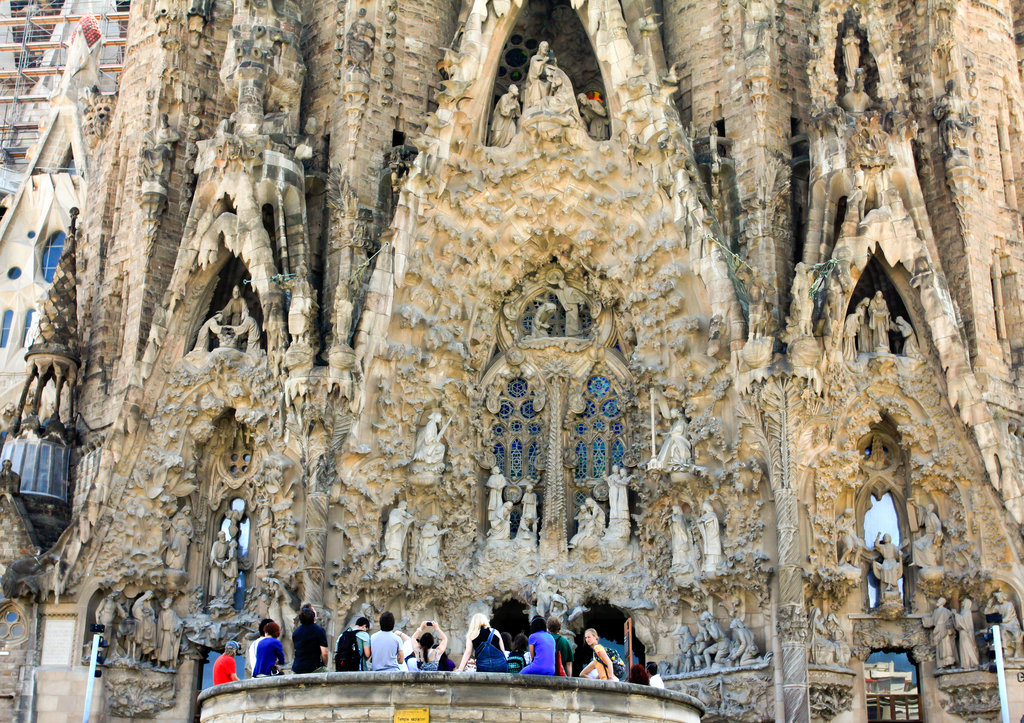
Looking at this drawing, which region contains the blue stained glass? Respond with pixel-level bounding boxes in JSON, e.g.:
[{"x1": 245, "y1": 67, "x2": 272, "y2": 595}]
[
  {"x1": 493, "y1": 424, "x2": 506, "y2": 437},
  {"x1": 576, "y1": 423, "x2": 587, "y2": 434},
  {"x1": 511, "y1": 439, "x2": 523, "y2": 480},
  {"x1": 584, "y1": 399, "x2": 596, "y2": 417},
  {"x1": 528, "y1": 423, "x2": 541, "y2": 435},
  {"x1": 510, "y1": 420, "x2": 522, "y2": 433},
  {"x1": 574, "y1": 491, "x2": 587, "y2": 507},
  {"x1": 593, "y1": 420, "x2": 605, "y2": 431},
  {"x1": 499, "y1": 401, "x2": 514, "y2": 419},
  {"x1": 508, "y1": 378, "x2": 528, "y2": 398},
  {"x1": 494, "y1": 442, "x2": 506, "y2": 468},
  {"x1": 612, "y1": 439, "x2": 626, "y2": 466},
  {"x1": 527, "y1": 442, "x2": 539, "y2": 477},
  {"x1": 575, "y1": 441, "x2": 587, "y2": 480},
  {"x1": 592, "y1": 438, "x2": 606, "y2": 478},
  {"x1": 612, "y1": 422, "x2": 624, "y2": 435},
  {"x1": 587, "y1": 376, "x2": 611, "y2": 397},
  {"x1": 520, "y1": 399, "x2": 535, "y2": 418},
  {"x1": 602, "y1": 399, "x2": 619, "y2": 418}
]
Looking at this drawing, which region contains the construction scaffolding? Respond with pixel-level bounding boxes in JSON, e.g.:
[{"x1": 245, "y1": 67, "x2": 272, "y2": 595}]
[{"x1": 0, "y1": 0, "x2": 128, "y2": 192}]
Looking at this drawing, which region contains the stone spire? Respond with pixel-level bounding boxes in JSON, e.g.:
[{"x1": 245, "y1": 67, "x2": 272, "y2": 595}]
[{"x1": 28, "y1": 207, "x2": 79, "y2": 364}]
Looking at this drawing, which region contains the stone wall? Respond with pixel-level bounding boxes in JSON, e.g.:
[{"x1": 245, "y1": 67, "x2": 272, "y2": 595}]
[{"x1": 197, "y1": 673, "x2": 704, "y2": 723}]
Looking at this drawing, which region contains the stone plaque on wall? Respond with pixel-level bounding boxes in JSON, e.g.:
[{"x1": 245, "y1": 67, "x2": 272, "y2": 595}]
[{"x1": 40, "y1": 617, "x2": 76, "y2": 666}]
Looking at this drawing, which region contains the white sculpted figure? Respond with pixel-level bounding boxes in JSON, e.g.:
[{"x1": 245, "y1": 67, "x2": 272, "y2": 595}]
[
  {"x1": 670, "y1": 505, "x2": 694, "y2": 573},
  {"x1": 486, "y1": 467, "x2": 507, "y2": 521},
  {"x1": 986, "y1": 592, "x2": 1024, "y2": 658},
  {"x1": 826, "y1": 614, "x2": 851, "y2": 667},
  {"x1": 809, "y1": 607, "x2": 831, "y2": 665},
  {"x1": 554, "y1": 279, "x2": 587, "y2": 336},
  {"x1": 518, "y1": 481, "x2": 539, "y2": 540},
  {"x1": 836, "y1": 508, "x2": 862, "y2": 568},
  {"x1": 893, "y1": 316, "x2": 920, "y2": 357},
  {"x1": 868, "y1": 291, "x2": 891, "y2": 353},
  {"x1": 163, "y1": 504, "x2": 193, "y2": 571},
  {"x1": 132, "y1": 591, "x2": 157, "y2": 663},
  {"x1": 928, "y1": 597, "x2": 957, "y2": 668},
  {"x1": 728, "y1": 618, "x2": 759, "y2": 666},
  {"x1": 383, "y1": 501, "x2": 415, "y2": 568},
  {"x1": 842, "y1": 26, "x2": 861, "y2": 89},
  {"x1": 524, "y1": 41, "x2": 552, "y2": 108},
  {"x1": 650, "y1": 408, "x2": 692, "y2": 470},
  {"x1": 912, "y1": 503, "x2": 942, "y2": 568},
  {"x1": 954, "y1": 599, "x2": 979, "y2": 668},
  {"x1": 156, "y1": 597, "x2": 181, "y2": 668},
  {"x1": 534, "y1": 570, "x2": 568, "y2": 620},
  {"x1": 789, "y1": 262, "x2": 815, "y2": 337},
  {"x1": 413, "y1": 411, "x2": 448, "y2": 465},
  {"x1": 698, "y1": 612, "x2": 730, "y2": 668},
  {"x1": 569, "y1": 498, "x2": 605, "y2": 549},
  {"x1": 489, "y1": 85, "x2": 520, "y2": 147},
  {"x1": 414, "y1": 515, "x2": 448, "y2": 577},
  {"x1": 607, "y1": 466, "x2": 629, "y2": 524},
  {"x1": 577, "y1": 92, "x2": 609, "y2": 140},
  {"x1": 697, "y1": 501, "x2": 723, "y2": 573},
  {"x1": 871, "y1": 532, "x2": 902, "y2": 598},
  {"x1": 489, "y1": 499, "x2": 514, "y2": 540},
  {"x1": 209, "y1": 530, "x2": 231, "y2": 599}
]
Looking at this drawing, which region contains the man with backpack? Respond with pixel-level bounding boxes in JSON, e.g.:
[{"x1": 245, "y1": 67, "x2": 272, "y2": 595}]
[{"x1": 335, "y1": 616, "x2": 371, "y2": 671}]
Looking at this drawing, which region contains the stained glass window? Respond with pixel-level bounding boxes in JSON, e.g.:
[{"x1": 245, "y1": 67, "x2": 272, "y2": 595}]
[
  {"x1": 571, "y1": 374, "x2": 627, "y2": 481},
  {"x1": 520, "y1": 291, "x2": 594, "y2": 338},
  {"x1": 489, "y1": 377, "x2": 543, "y2": 483}
]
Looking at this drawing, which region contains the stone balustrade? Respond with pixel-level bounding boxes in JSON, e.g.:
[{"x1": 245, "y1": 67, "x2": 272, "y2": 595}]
[{"x1": 197, "y1": 671, "x2": 706, "y2": 723}]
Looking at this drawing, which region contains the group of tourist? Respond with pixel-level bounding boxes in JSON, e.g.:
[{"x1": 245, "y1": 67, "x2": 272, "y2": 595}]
[{"x1": 212, "y1": 607, "x2": 666, "y2": 688}]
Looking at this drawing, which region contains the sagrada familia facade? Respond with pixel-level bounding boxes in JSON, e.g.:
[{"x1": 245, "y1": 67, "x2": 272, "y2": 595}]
[{"x1": 2, "y1": 0, "x2": 1024, "y2": 718}]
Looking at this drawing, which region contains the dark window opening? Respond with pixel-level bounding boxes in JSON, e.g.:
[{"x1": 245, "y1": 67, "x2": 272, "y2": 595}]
[
  {"x1": 572, "y1": 603, "x2": 647, "y2": 675},
  {"x1": 490, "y1": 599, "x2": 531, "y2": 641},
  {"x1": 392, "y1": 130, "x2": 406, "y2": 147}
]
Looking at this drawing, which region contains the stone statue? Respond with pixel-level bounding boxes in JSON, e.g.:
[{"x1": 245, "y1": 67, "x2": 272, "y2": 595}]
[
  {"x1": 554, "y1": 279, "x2": 587, "y2": 336},
  {"x1": 518, "y1": 481, "x2": 539, "y2": 540},
  {"x1": 825, "y1": 613, "x2": 851, "y2": 667},
  {"x1": 871, "y1": 533, "x2": 903, "y2": 601},
  {"x1": 533, "y1": 298, "x2": 558, "y2": 336},
  {"x1": 986, "y1": 592, "x2": 1024, "y2": 658},
  {"x1": 842, "y1": 26, "x2": 861, "y2": 89},
  {"x1": 954, "y1": 599, "x2": 979, "y2": 668},
  {"x1": 489, "y1": 85, "x2": 521, "y2": 147},
  {"x1": 132, "y1": 591, "x2": 157, "y2": 663},
  {"x1": 208, "y1": 530, "x2": 231, "y2": 599},
  {"x1": 489, "y1": 499, "x2": 514, "y2": 540},
  {"x1": 868, "y1": 291, "x2": 891, "y2": 353},
  {"x1": 194, "y1": 285, "x2": 261, "y2": 354},
  {"x1": 606, "y1": 466, "x2": 629, "y2": 524},
  {"x1": 156, "y1": 597, "x2": 181, "y2": 668},
  {"x1": 650, "y1": 409, "x2": 692, "y2": 469},
  {"x1": 842, "y1": 307, "x2": 863, "y2": 362},
  {"x1": 96, "y1": 592, "x2": 126, "y2": 656},
  {"x1": 524, "y1": 41, "x2": 552, "y2": 108},
  {"x1": 933, "y1": 80, "x2": 973, "y2": 157},
  {"x1": 486, "y1": 467, "x2": 507, "y2": 521},
  {"x1": 840, "y1": 68, "x2": 872, "y2": 113},
  {"x1": 809, "y1": 607, "x2": 831, "y2": 665},
  {"x1": 728, "y1": 618, "x2": 759, "y2": 666},
  {"x1": 413, "y1": 515, "x2": 448, "y2": 577},
  {"x1": 569, "y1": 498, "x2": 604, "y2": 549},
  {"x1": 855, "y1": 298, "x2": 872, "y2": 353},
  {"x1": 0, "y1": 459, "x2": 20, "y2": 499},
  {"x1": 534, "y1": 570, "x2": 568, "y2": 621},
  {"x1": 577, "y1": 93, "x2": 610, "y2": 140},
  {"x1": 893, "y1": 316, "x2": 920, "y2": 357},
  {"x1": 698, "y1": 612, "x2": 730, "y2": 668},
  {"x1": 788, "y1": 262, "x2": 815, "y2": 338},
  {"x1": 163, "y1": 504, "x2": 193, "y2": 571},
  {"x1": 253, "y1": 503, "x2": 274, "y2": 571},
  {"x1": 836, "y1": 508, "x2": 862, "y2": 568},
  {"x1": 670, "y1": 505, "x2": 694, "y2": 573},
  {"x1": 912, "y1": 503, "x2": 942, "y2": 568},
  {"x1": 927, "y1": 597, "x2": 957, "y2": 668},
  {"x1": 675, "y1": 626, "x2": 697, "y2": 673},
  {"x1": 220, "y1": 284, "x2": 250, "y2": 326},
  {"x1": 413, "y1": 411, "x2": 448, "y2": 465},
  {"x1": 383, "y1": 501, "x2": 415, "y2": 568},
  {"x1": 697, "y1": 501, "x2": 723, "y2": 573}
]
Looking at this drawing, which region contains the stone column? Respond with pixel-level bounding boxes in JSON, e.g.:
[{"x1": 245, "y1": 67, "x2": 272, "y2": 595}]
[{"x1": 539, "y1": 378, "x2": 567, "y2": 562}]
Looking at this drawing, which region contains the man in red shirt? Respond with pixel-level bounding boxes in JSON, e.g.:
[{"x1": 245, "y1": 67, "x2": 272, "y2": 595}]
[{"x1": 212, "y1": 641, "x2": 241, "y2": 685}]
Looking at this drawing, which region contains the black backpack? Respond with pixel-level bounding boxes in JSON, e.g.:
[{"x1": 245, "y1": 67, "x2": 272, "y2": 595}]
[{"x1": 335, "y1": 629, "x2": 361, "y2": 671}]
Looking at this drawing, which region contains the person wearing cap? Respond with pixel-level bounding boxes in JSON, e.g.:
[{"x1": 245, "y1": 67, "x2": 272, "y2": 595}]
[{"x1": 212, "y1": 641, "x2": 241, "y2": 684}]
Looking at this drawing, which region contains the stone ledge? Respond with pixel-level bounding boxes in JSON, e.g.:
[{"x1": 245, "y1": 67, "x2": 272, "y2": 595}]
[{"x1": 198, "y1": 672, "x2": 705, "y2": 723}]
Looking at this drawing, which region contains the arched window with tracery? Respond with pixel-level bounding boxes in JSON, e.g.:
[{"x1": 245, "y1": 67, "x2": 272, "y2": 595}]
[
  {"x1": 572, "y1": 374, "x2": 627, "y2": 482},
  {"x1": 492, "y1": 376, "x2": 543, "y2": 484}
]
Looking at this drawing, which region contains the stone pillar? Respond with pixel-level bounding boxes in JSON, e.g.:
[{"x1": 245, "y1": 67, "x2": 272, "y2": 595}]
[
  {"x1": 539, "y1": 378, "x2": 567, "y2": 562},
  {"x1": 302, "y1": 427, "x2": 330, "y2": 609}
]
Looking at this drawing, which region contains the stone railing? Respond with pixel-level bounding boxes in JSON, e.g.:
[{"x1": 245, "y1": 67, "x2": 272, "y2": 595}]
[{"x1": 197, "y1": 671, "x2": 705, "y2": 723}]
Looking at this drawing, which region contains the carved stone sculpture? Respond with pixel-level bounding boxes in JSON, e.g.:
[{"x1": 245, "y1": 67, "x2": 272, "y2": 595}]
[
  {"x1": 728, "y1": 618, "x2": 760, "y2": 666},
  {"x1": 697, "y1": 612, "x2": 730, "y2": 668},
  {"x1": 927, "y1": 597, "x2": 957, "y2": 668},
  {"x1": 577, "y1": 93, "x2": 610, "y2": 140},
  {"x1": 867, "y1": 291, "x2": 891, "y2": 353},
  {"x1": 842, "y1": 308, "x2": 862, "y2": 362},
  {"x1": 382, "y1": 501, "x2": 415, "y2": 570},
  {"x1": 788, "y1": 262, "x2": 815, "y2": 338},
  {"x1": 569, "y1": 498, "x2": 604, "y2": 550},
  {"x1": 871, "y1": 533, "x2": 903, "y2": 604},
  {"x1": 518, "y1": 481, "x2": 539, "y2": 541},
  {"x1": 697, "y1": 501, "x2": 723, "y2": 573},
  {"x1": 163, "y1": 505, "x2": 193, "y2": 572},
  {"x1": 413, "y1": 515, "x2": 448, "y2": 577},
  {"x1": 131, "y1": 591, "x2": 158, "y2": 663},
  {"x1": 0, "y1": 459, "x2": 20, "y2": 499},
  {"x1": 894, "y1": 316, "x2": 920, "y2": 357},
  {"x1": 955, "y1": 599, "x2": 979, "y2": 669},
  {"x1": 413, "y1": 411, "x2": 448, "y2": 465},
  {"x1": 606, "y1": 465, "x2": 629, "y2": 526},
  {"x1": 554, "y1": 280, "x2": 587, "y2": 336},
  {"x1": 912, "y1": 502, "x2": 942, "y2": 569},
  {"x1": 155, "y1": 598, "x2": 181, "y2": 668},
  {"x1": 524, "y1": 42, "x2": 553, "y2": 108},
  {"x1": 486, "y1": 467, "x2": 507, "y2": 522},
  {"x1": 835, "y1": 508, "x2": 862, "y2": 568},
  {"x1": 489, "y1": 86, "x2": 521, "y2": 147},
  {"x1": 650, "y1": 409, "x2": 692, "y2": 470},
  {"x1": 96, "y1": 592, "x2": 126, "y2": 657},
  {"x1": 986, "y1": 592, "x2": 1024, "y2": 659},
  {"x1": 489, "y1": 500, "x2": 514, "y2": 540},
  {"x1": 933, "y1": 80, "x2": 973, "y2": 159},
  {"x1": 670, "y1": 505, "x2": 694, "y2": 573},
  {"x1": 208, "y1": 531, "x2": 231, "y2": 599},
  {"x1": 841, "y1": 26, "x2": 860, "y2": 90}
]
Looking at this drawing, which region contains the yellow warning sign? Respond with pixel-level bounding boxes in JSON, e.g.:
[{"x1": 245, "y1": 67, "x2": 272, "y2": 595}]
[{"x1": 394, "y1": 709, "x2": 429, "y2": 723}]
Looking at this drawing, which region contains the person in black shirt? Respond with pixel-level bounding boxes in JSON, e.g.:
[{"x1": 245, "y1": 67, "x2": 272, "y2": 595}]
[{"x1": 292, "y1": 605, "x2": 329, "y2": 673}]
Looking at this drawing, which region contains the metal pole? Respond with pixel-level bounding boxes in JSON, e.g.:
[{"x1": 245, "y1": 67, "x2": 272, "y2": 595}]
[
  {"x1": 82, "y1": 633, "x2": 99, "y2": 723},
  {"x1": 993, "y1": 624, "x2": 1010, "y2": 723}
]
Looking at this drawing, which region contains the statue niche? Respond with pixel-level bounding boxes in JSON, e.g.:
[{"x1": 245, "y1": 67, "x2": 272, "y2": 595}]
[
  {"x1": 191, "y1": 261, "x2": 265, "y2": 355},
  {"x1": 518, "y1": 281, "x2": 594, "y2": 340},
  {"x1": 835, "y1": 16, "x2": 878, "y2": 113}
]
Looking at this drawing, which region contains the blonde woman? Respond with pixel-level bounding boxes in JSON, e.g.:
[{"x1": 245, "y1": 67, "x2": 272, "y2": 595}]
[
  {"x1": 456, "y1": 613, "x2": 507, "y2": 672},
  {"x1": 579, "y1": 628, "x2": 614, "y2": 680}
]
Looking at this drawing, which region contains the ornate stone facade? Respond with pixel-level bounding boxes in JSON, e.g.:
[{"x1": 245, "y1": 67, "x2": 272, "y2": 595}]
[{"x1": 4, "y1": 0, "x2": 1024, "y2": 721}]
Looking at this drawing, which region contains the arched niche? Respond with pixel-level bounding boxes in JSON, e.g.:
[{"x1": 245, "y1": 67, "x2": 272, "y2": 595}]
[
  {"x1": 844, "y1": 254, "x2": 916, "y2": 356},
  {"x1": 833, "y1": 14, "x2": 879, "y2": 101},
  {"x1": 190, "y1": 254, "x2": 266, "y2": 353},
  {"x1": 490, "y1": 597, "x2": 530, "y2": 640},
  {"x1": 486, "y1": 0, "x2": 612, "y2": 143},
  {"x1": 573, "y1": 601, "x2": 647, "y2": 672}
]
